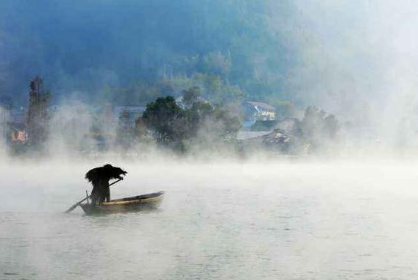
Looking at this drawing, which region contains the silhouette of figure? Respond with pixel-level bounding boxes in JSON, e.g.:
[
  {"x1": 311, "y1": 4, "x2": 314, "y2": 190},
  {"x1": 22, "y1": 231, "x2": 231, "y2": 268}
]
[{"x1": 85, "y1": 164, "x2": 127, "y2": 204}]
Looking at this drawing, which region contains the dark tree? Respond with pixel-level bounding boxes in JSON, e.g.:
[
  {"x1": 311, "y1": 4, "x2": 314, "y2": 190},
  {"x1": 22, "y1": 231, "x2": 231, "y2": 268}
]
[
  {"x1": 182, "y1": 86, "x2": 201, "y2": 108},
  {"x1": 300, "y1": 106, "x2": 340, "y2": 151},
  {"x1": 27, "y1": 77, "x2": 50, "y2": 148},
  {"x1": 142, "y1": 96, "x2": 187, "y2": 145},
  {"x1": 210, "y1": 106, "x2": 242, "y2": 139},
  {"x1": 186, "y1": 101, "x2": 241, "y2": 140},
  {"x1": 143, "y1": 95, "x2": 241, "y2": 151}
]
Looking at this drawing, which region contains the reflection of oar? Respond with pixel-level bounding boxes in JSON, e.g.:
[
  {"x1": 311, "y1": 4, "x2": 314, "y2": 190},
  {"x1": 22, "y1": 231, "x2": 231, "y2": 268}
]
[{"x1": 64, "y1": 179, "x2": 122, "y2": 213}]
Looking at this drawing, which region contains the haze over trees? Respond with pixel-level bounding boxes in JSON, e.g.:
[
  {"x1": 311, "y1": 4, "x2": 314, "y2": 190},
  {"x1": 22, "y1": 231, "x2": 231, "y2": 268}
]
[
  {"x1": 0, "y1": 1, "x2": 357, "y2": 157},
  {"x1": 0, "y1": 0, "x2": 295, "y2": 106},
  {"x1": 142, "y1": 92, "x2": 241, "y2": 151}
]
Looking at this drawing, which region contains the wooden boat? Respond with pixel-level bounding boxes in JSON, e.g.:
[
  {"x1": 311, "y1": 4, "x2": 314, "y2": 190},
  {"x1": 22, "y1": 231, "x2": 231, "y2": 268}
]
[{"x1": 80, "y1": 191, "x2": 164, "y2": 215}]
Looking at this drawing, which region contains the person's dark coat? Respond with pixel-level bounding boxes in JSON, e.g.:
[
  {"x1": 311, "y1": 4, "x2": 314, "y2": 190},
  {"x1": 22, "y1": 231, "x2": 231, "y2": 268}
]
[{"x1": 85, "y1": 164, "x2": 127, "y2": 204}]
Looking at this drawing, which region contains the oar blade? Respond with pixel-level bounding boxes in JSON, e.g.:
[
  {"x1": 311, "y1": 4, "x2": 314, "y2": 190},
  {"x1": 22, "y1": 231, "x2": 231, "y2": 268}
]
[{"x1": 64, "y1": 203, "x2": 80, "y2": 213}]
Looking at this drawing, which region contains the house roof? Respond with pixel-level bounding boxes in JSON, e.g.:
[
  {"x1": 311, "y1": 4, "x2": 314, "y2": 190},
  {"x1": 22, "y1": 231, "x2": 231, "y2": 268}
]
[{"x1": 245, "y1": 101, "x2": 276, "y2": 111}]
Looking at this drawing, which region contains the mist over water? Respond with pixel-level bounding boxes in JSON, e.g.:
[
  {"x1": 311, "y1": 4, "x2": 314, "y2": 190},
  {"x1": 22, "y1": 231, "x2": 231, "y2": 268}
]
[{"x1": 1, "y1": 159, "x2": 418, "y2": 279}]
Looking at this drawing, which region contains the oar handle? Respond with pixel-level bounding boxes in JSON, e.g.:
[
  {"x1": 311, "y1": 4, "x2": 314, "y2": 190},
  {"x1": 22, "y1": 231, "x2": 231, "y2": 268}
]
[{"x1": 109, "y1": 178, "x2": 123, "y2": 186}]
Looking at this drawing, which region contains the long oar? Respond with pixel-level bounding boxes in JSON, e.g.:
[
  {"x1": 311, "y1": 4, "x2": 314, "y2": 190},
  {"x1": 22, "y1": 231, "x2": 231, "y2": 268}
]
[{"x1": 64, "y1": 179, "x2": 123, "y2": 213}]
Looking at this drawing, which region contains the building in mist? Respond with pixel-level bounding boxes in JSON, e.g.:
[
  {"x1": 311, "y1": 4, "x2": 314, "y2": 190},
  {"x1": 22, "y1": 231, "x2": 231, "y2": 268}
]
[
  {"x1": 8, "y1": 122, "x2": 27, "y2": 143},
  {"x1": 2, "y1": 107, "x2": 28, "y2": 145},
  {"x1": 241, "y1": 101, "x2": 277, "y2": 132},
  {"x1": 243, "y1": 101, "x2": 276, "y2": 123}
]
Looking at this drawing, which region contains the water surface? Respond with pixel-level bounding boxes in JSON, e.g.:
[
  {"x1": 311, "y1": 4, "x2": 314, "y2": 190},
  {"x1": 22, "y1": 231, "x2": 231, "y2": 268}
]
[{"x1": 1, "y1": 160, "x2": 418, "y2": 279}]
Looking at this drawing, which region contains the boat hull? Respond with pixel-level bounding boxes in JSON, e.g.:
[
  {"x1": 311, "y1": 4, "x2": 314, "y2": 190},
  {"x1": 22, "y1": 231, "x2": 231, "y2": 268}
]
[{"x1": 80, "y1": 191, "x2": 164, "y2": 215}]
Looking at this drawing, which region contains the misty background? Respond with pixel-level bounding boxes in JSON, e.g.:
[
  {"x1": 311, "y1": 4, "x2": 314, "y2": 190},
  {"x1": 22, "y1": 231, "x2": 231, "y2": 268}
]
[
  {"x1": 1, "y1": 0, "x2": 418, "y2": 149},
  {"x1": 0, "y1": 0, "x2": 295, "y2": 104}
]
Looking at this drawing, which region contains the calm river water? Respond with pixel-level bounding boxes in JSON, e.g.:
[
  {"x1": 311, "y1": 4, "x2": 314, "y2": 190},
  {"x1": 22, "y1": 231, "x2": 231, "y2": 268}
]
[{"x1": 1, "y1": 160, "x2": 418, "y2": 279}]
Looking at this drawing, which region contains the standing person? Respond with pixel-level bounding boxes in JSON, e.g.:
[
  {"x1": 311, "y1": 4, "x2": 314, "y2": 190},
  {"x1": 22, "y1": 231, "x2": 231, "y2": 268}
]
[{"x1": 85, "y1": 164, "x2": 127, "y2": 205}]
